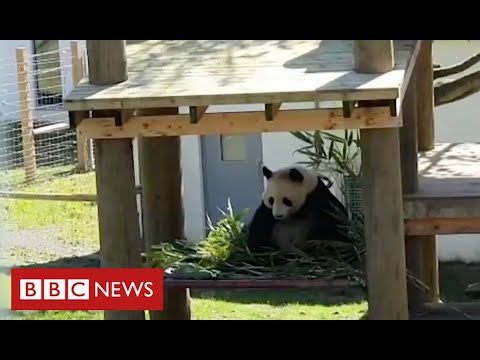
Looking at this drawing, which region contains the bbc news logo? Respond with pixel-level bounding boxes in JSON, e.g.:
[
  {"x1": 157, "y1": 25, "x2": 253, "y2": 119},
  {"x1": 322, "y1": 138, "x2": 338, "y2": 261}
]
[{"x1": 11, "y1": 268, "x2": 164, "y2": 311}]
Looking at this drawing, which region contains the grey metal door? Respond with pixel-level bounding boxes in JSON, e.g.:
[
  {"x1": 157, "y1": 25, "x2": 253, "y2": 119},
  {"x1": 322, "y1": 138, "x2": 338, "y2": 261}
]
[{"x1": 201, "y1": 134, "x2": 264, "y2": 227}]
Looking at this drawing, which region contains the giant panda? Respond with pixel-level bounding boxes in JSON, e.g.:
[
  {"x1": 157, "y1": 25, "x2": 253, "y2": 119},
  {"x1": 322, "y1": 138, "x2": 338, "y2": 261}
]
[{"x1": 246, "y1": 164, "x2": 354, "y2": 256}]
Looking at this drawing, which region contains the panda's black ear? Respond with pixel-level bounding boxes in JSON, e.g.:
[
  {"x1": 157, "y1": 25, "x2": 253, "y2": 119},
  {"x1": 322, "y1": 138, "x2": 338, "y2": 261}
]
[
  {"x1": 289, "y1": 168, "x2": 304, "y2": 183},
  {"x1": 262, "y1": 166, "x2": 273, "y2": 179}
]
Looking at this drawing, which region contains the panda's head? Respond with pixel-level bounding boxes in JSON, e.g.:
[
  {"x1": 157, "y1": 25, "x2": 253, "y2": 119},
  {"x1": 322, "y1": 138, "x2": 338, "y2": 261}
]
[{"x1": 262, "y1": 165, "x2": 318, "y2": 220}]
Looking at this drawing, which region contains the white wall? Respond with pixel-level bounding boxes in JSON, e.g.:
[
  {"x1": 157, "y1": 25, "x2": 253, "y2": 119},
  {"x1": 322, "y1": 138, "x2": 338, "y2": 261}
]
[{"x1": 432, "y1": 40, "x2": 480, "y2": 262}]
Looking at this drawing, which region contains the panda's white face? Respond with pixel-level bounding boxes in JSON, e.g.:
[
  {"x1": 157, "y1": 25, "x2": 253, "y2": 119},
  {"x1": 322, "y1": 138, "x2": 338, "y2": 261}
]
[{"x1": 262, "y1": 165, "x2": 313, "y2": 220}]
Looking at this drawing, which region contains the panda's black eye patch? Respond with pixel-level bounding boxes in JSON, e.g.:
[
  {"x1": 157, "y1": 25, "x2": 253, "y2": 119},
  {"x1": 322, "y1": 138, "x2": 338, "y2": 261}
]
[
  {"x1": 283, "y1": 198, "x2": 292, "y2": 207},
  {"x1": 268, "y1": 197, "x2": 274, "y2": 206}
]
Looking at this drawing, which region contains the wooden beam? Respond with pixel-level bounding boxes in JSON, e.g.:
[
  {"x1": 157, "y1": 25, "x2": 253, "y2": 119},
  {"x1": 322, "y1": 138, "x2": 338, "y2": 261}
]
[
  {"x1": 416, "y1": 40, "x2": 435, "y2": 151},
  {"x1": 405, "y1": 217, "x2": 480, "y2": 235},
  {"x1": 189, "y1": 106, "x2": 208, "y2": 124},
  {"x1": 86, "y1": 40, "x2": 144, "y2": 321},
  {"x1": 356, "y1": 40, "x2": 409, "y2": 320},
  {"x1": 403, "y1": 192, "x2": 480, "y2": 219},
  {"x1": 399, "y1": 40, "x2": 423, "y2": 107},
  {"x1": 138, "y1": 107, "x2": 191, "y2": 321},
  {"x1": 86, "y1": 40, "x2": 128, "y2": 85},
  {"x1": 353, "y1": 40, "x2": 394, "y2": 74},
  {"x1": 406, "y1": 41, "x2": 439, "y2": 305},
  {"x1": 265, "y1": 103, "x2": 282, "y2": 121},
  {"x1": 163, "y1": 279, "x2": 361, "y2": 289},
  {"x1": 0, "y1": 191, "x2": 96, "y2": 202},
  {"x1": 399, "y1": 68, "x2": 418, "y2": 194},
  {"x1": 77, "y1": 107, "x2": 401, "y2": 139}
]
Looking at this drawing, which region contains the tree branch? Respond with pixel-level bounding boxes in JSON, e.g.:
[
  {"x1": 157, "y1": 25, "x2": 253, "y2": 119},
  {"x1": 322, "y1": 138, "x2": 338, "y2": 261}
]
[
  {"x1": 434, "y1": 68, "x2": 480, "y2": 106},
  {"x1": 434, "y1": 51, "x2": 480, "y2": 79}
]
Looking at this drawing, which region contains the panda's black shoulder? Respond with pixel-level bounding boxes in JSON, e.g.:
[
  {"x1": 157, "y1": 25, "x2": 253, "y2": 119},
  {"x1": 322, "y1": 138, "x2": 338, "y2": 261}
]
[{"x1": 305, "y1": 176, "x2": 350, "y2": 219}]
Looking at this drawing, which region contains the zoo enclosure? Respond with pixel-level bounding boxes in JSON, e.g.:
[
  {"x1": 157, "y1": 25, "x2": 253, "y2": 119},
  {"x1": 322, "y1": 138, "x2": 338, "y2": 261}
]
[{"x1": 0, "y1": 41, "x2": 94, "y2": 199}]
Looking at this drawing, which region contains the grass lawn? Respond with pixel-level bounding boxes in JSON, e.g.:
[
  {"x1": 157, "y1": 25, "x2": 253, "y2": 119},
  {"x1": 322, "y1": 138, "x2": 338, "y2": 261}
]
[
  {"x1": 0, "y1": 166, "x2": 99, "y2": 247},
  {"x1": 1, "y1": 165, "x2": 477, "y2": 320},
  {"x1": 13, "y1": 289, "x2": 368, "y2": 320}
]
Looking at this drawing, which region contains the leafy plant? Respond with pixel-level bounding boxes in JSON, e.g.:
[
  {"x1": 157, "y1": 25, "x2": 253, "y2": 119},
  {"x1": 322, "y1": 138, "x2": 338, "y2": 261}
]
[{"x1": 291, "y1": 130, "x2": 361, "y2": 178}]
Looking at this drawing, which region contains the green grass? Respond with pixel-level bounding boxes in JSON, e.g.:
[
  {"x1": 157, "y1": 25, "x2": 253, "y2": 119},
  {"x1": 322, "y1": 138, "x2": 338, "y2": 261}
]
[
  {"x1": 13, "y1": 289, "x2": 368, "y2": 320},
  {"x1": 1, "y1": 165, "x2": 476, "y2": 320},
  {"x1": 0, "y1": 166, "x2": 99, "y2": 247}
]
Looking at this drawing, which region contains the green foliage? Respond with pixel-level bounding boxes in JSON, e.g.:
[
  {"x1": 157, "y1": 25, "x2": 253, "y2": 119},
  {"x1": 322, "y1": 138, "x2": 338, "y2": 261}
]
[
  {"x1": 147, "y1": 199, "x2": 367, "y2": 284},
  {"x1": 291, "y1": 129, "x2": 361, "y2": 178}
]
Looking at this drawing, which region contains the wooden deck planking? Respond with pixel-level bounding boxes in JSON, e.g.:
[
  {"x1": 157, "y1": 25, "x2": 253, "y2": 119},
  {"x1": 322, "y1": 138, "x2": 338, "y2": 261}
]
[
  {"x1": 404, "y1": 143, "x2": 480, "y2": 223},
  {"x1": 64, "y1": 40, "x2": 416, "y2": 111}
]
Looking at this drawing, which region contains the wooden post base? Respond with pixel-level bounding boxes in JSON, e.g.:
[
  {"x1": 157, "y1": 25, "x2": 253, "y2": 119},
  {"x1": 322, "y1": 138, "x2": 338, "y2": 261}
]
[
  {"x1": 361, "y1": 128, "x2": 409, "y2": 320},
  {"x1": 94, "y1": 139, "x2": 145, "y2": 320}
]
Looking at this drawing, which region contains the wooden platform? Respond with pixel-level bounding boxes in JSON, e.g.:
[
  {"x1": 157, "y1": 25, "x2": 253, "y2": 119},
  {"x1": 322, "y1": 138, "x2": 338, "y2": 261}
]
[
  {"x1": 65, "y1": 40, "x2": 416, "y2": 111},
  {"x1": 410, "y1": 302, "x2": 480, "y2": 320},
  {"x1": 404, "y1": 143, "x2": 480, "y2": 235}
]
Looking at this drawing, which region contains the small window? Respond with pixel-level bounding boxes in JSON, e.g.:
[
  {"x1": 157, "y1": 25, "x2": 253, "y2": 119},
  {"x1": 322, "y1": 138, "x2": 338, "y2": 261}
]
[{"x1": 221, "y1": 135, "x2": 247, "y2": 161}]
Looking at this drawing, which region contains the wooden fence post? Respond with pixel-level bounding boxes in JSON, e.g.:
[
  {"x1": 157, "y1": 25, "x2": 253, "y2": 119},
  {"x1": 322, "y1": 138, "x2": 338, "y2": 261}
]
[
  {"x1": 16, "y1": 47, "x2": 37, "y2": 183},
  {"x1": 71, "y1": 41, "x2": 91, "y2": 172}
]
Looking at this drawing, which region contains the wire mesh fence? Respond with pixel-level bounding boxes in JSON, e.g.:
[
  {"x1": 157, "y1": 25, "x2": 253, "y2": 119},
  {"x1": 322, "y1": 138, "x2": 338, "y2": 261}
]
[{"x1": 0, "y1": 41, "x2": 93, "y2": 196}]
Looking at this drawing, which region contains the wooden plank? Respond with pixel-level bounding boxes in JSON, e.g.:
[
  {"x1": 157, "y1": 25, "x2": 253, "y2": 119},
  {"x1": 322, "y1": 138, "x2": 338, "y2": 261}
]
[
  {"x1": 164, "y1": 279, "x2": 361, "y2": 289},
  {"x1": 357, "y1": 40, "x2": 409, "y2": 320},
  {"x1": 33, "y1": 123, "x2": 69, "y2": 135},
  {"x1": 404, "y1": 190, "x2": 480, "y2": 219},
  {"x1": 77, "y1": 107, "x2": 401, "y2": 139},
  {"x1": 0, "y1": 191, "x2": 96, "y2": 202},
  {"x1": 405, "y1": 217, "x2": 480, "y2": 235},
  {"x1": 86, "y1": 40, "x2": 144, "y2": 321},
  {"x1": 16, "y1": 47, "x2": 37, "y2": 183},
  {"x1": 410, "y1": 302, "x2": 480, "y2": 320},
  {"x1": 399, "y1": 40, "x2": 423, "y2": 107},
  {"x1": 0, "y1": 187, "x2": 141, "y2": 203},
  {"x1": 416, "y1": 40, "x2": 434, "y2": 151},
  {"x1": 64, "y1": 40, "x2": 416, "y2": 111},
  {"x1": 138, "y1": 107, "x2": 191, "y2": 321},
  {"x1": 400, "y1": 61, "x2": 419, "y2": 194}
]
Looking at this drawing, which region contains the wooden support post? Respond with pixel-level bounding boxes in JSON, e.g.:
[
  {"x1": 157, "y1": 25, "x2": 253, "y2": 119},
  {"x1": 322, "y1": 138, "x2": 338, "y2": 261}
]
[
  {"x1": 405, "y1": 41, "x2": 439, "y2": 305},
  {"x1": 138, "y1": 108, "x2": 191, "y2": 321},
  {"x1": 87, "y1": 40, "x2": 144, "y2": 320},
  {"x1": 71, "y1": 41, "x2": 91, "y2": 173},
  {"x1": 354, "y1": 40, "x2": 394, "y2": 74},
  {"x1": 355, "y1": 40, "x2": 409, "y2": 320},
  {"x1": 86, "y1": 40, "x2": 128, "y2": 85},
  {"x1": 400, "y1": 62, "x2": 419, "y2": 195},
  {"x1": 416, "y1": 41, "x2": 435, "y2": 152},
  {"x1": 16, "y1": 48, "x2": 36, "y2": 183}
]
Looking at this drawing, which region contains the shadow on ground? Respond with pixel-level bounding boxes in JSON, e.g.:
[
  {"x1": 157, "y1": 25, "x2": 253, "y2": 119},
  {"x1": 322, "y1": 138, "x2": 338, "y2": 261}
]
[{"x1": 3, "y1": 253, "x2": 478, "y2": 307}]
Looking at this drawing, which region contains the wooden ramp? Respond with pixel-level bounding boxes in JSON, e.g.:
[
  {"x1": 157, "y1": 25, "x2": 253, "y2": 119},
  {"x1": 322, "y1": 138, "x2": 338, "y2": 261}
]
[{"x1": 404, "y1": 143, "x2": 480, "y2": 235}]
